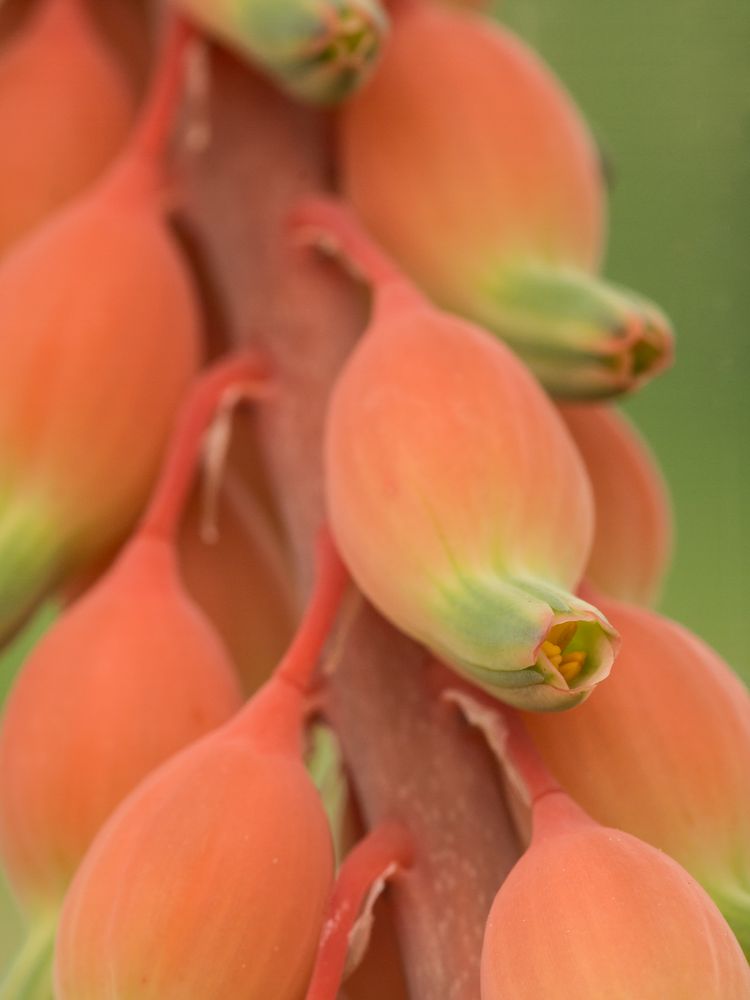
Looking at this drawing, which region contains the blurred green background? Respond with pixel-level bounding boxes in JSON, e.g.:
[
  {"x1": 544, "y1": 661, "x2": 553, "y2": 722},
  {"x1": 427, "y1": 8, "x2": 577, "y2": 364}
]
[
  {"x1": 1, "y1": 0, "x2": 749, "y2": 983},
  {"x1": 500, "y1": 0, "x2": 750, "y2": 681}
]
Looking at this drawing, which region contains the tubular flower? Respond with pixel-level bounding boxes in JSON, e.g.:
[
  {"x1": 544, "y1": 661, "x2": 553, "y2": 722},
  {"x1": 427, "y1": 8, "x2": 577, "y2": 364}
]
[
  {"x1": 523, "y1": 592, "x2": 750, "y2": 954},
  {"x1": 172, "y1": 0, "x2": 389, "y2": 104},
  {"x1": 55, "y1": 536, "x2": 348, "y2": 999},
  {"x1": 0, "y1": 356, "x2": 269, "y2": 917},
  {"x1": 293, "y1": 197, "x2": 618, "y2": 711},
  {"x1": 481, "y1": 710, "x2": 750, "y2": 1000},
  {"x1": 339, "y1": 0, "x2": 673, "y2": 398},
  {"x1": 559, "y1": 404, "x2": 673, "y2": 605},
  {"x1": 0, "y1": 0, "x2": 133, "y2": 256},
  {"x1": 0, "y1": 17, "x2": 201, "y2": 643}
]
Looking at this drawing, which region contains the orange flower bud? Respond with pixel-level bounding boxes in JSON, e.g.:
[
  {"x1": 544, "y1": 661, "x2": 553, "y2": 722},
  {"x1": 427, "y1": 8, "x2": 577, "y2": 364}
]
[
  {"x1": 559, "y1": 404, "x2": 672, "y2": 605},
  {"x1": 0, "y1": 17, "x2": 201, "y2": 642},
  {"x1": 481, "y1": 711, "x2": 750, "y2": 999},
  {"x1": 0, "y1": 357, "x2": 269, "y2": 915},
  {"x1": 523, "y1": 593, "x2": 750, "y2": 954},
  {"x1": 339, "y1": 0, "x2": 673, "y2": 398},
  {"x1": 0, "y1": 0, "x2": 133, "y2": 256},
  {"x1": 293, "y1": 197, "x2": 618, "y2": 711},
  {"x1": 55, "y1": 535, "x2": 348, "y2": 999}
]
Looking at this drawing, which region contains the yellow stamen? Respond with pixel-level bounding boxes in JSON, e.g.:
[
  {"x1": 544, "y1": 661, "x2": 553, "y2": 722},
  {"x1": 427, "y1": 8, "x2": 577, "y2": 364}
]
[
  {"x1": 559, "y1": 655, "x2": 585, "y2": 683},
  {"x1": 540, "y1": 623, "x2": 588, "y2": 685},
  {"x1": 547, "y1": 621, "x2": 577, "y2": 650}
]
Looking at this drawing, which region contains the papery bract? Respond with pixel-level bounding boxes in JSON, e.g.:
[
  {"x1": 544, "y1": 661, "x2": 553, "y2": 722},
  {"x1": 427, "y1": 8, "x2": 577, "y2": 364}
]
[
  {"x1": 481, "y1": 711, "x2": 750, "y2": 999},
  {"x1": 0, "y1": 17, "x2": 201, "y2": 642},
  {"x1": 559, "y1": 404, "x2": 672, "y2": 604},
  {"x1": 339, "y1": 0, "x2": 673, "y2": 398},
  {"x1": 294, "y1": 197, "x2": 618, "y2": 711},
  {"x1": 55, "y1": 535, "x2": 347, "y2": 999},
  {"x1": 0, "y1": 0, "x2": 133, "y2": 256},
  {"x1": 523, "y1": 592, "x2": 750, "y2": 953}
]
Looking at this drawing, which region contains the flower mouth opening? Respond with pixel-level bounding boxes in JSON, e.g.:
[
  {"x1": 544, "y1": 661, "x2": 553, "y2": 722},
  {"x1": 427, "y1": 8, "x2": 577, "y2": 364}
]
[{"x1": 535, "y1": 616, "x2": 606, "y2": 690}]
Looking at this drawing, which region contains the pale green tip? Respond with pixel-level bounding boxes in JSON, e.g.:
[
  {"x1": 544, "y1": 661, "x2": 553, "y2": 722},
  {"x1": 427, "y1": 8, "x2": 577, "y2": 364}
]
[
  {"x1": 0, "y1": 910, "x2": 57, "y2": 1000},
  {"x1": 0, "y1": 489, "x2": 66, "y2": 649},
  {"x1": 187, "y1": 0, "x2": 389, "y2": 105},
  {"x1": 475, "y1": 260, "x2": 674, "y2": 400},
  {"x1": 430, "y1": 573, "x2": 619, "y2": 712}
]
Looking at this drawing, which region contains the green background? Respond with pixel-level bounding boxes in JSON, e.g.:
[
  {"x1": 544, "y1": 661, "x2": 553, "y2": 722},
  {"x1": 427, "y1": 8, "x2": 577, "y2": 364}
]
[
  {"x1": 500, "y1": 0, "x2": 750, "y2": 680},
  {"x1": 1, "y1": 0, "x2": 749, "y2": 980}
]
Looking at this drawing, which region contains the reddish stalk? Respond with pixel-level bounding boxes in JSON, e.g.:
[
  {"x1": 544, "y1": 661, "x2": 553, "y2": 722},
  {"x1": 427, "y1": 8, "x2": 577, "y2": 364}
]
[
  {"x1": 139, "y1": 352, "x2": 270, "y2": 543},
  {"x1": 105, "y1": 12, "x2": 195, "y2": 200},
  {"x1": 306, "y1": 821, "x2": 414, "y2": 1000},
  {"x1": 179, "y1": 51, "x2": 520, "y2": 999}
]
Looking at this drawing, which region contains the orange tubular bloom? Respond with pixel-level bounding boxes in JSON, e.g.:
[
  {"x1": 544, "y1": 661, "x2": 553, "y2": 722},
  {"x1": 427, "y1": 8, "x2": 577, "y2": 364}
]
[
  {"x1": 0, "y1": 0, "x2": 133, "y2": 256},
  {"x1": 559, "y1": 404, "x2": 673, "y2": 605},
  {"x1": 339, "y1": 0, "x2": 673, "y2": 399},
  {"x1": 55, "y1": 535, "x2": 348, "y2": 999},
  {"x1": 523, "y1": 593, "x2": 750, "y2": 955},
  {"x1": 0, "y1": 356, "x2": 270, "y2": 916},
  {"x1": 294, "y1": 197, "x2": 618, "y2": 711},
  {"x1": 0, "y1": 16, "x2": 200, "y2": 643},
  {"x1": 481, "y1": 711, "x2": 750, "y2": 999}
]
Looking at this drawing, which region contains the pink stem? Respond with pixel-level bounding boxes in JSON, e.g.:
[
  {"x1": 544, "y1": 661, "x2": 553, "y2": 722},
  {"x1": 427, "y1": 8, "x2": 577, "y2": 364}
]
[
  {"x1": 289, "y1": 196, "x2": 424, "y2": 308},
  {"x1": 306, "y1": 821, "x2": 414, "y2": 1000},
  {"x1": 139, "y1": 352, "x2": 270, "y2": 544},
  {"x1": 230, "y1": 529, "x2": 349, "y2": 754},
  {"x1": 496, "y1": 706, "x2": 561, "y2": 805}
]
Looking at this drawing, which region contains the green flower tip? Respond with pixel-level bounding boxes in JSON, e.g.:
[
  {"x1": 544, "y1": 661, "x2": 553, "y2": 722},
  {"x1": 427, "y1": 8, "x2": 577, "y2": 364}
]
[
  {"x1": 431, "y1": 574, "x2": 619, "y2": 712},
  {"x1": 476, "y1": 260, "x2": 674, "y2": 400}
]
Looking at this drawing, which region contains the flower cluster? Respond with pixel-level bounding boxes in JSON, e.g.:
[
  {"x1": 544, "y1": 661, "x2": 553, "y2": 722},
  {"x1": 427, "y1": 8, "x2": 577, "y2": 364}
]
[{"x1": 0, "y1": 0, "x2": 747, "y2": 997}]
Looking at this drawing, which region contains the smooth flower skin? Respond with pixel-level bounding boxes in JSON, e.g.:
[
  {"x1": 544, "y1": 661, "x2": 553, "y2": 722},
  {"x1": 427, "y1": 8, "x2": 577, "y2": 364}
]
[
  {"x1": 559, "y1": 404, "x2": 673, "y2": 605},
  {"x1": 173, "y1": 0, "x2": 389, "y2": 104},
  {"x1": 480, "y1": 712, "x2": 750, "y2": 1000},
  {"x1": 0, "y1": 18, "x2": 200, "y2": 643},
  {"x1": 481, "y1": 796, "x2": 750, "y2": 1000},
  {"x1": 54, "y1": 533, "x2": 347, "y2": 999},
  {"x1": 296, "y1": 197, "x2": 619, "y2": 711},
  {"x1": 0, "y1": 0, "x2": 134, "y2": 257},
  {"x1": 523, "y1": 593, "x2": 750, "y2": 953},
  {"x1": 55, "y1": 733, "x2": 332, "y2": 1000},
  {"x1": 339, "y1": 0, "x2": 673, "y2": 398}
]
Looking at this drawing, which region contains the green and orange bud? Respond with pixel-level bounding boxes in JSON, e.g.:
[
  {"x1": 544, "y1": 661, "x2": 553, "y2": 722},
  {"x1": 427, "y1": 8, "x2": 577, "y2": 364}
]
[
  {"x1": 172, "y1": 0, "x2": 388, "y2": 104},
  {"x1": 0, "y1": 0, "x2": 134, "y2": 257},
  {"x1": 293, "y1": 197, "x2": 618, "y2": 711},
  {"x1": 480, "y1": 709, "x2": 750, "y2": 999},
  {"x1": 55, "y1": 534, "x2": 348, "y2": 999},
  {"x1": 0, "y1": 356, "x2": 270, "y2": 918},
  {"x1": 559, "y1": 404, "x2": 673, "y2": 605},
  {"x1": 339, "y1": 0, "x2": 673, "y2": 398},
  {"x1": 0, "y1": 16, "x2": 201, "y2": 643},
  {"x1": 523, "y1": 592, "x2": 750, "y2": 954}
]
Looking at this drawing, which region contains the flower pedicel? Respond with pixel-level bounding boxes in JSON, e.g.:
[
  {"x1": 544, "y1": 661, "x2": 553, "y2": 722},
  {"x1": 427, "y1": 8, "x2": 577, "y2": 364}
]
[{"x1": 292, "y1": 196, "x2": 618, "y2": 711}]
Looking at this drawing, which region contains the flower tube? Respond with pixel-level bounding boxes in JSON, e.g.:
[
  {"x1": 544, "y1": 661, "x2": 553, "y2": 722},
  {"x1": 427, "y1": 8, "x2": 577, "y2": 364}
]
[
  {"x1": 293, "y1": 197, "x2": 618, "y2": 711},
  {"x1": 481, "y1": 709, "x2": 750, "y2": 999},
  {"x1": 339, "y1": 0, "x2": 673, "y2": 398},
  {"x1": 523, "y1": 592, "x2": 750, "y2": 953}
]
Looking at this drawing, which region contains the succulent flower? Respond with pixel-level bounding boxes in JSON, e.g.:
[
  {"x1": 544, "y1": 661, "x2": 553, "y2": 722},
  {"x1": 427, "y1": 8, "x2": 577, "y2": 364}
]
[{"x1": 339, "y1": 0, "x2": 673, "y2": 398}]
